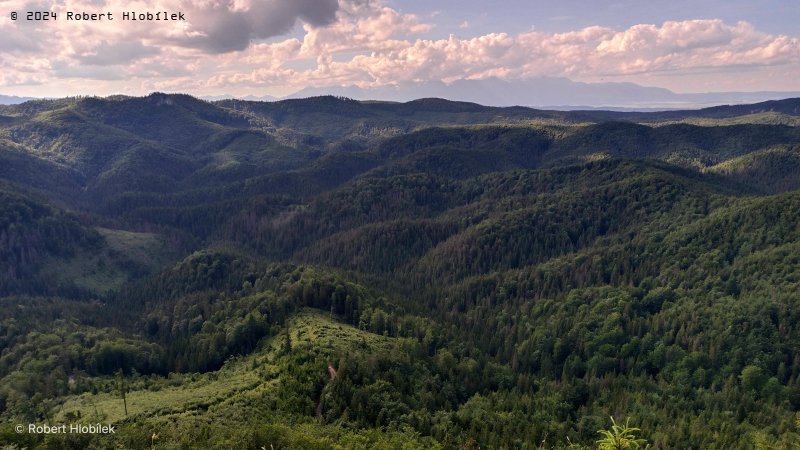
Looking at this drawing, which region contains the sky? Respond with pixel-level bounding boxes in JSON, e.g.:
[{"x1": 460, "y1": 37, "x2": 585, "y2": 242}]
[{"x1": 0, "y1": 0, "x2": 798, "y2": 98}]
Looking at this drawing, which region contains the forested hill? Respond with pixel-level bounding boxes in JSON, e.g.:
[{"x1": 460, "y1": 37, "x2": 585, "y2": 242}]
[
  {"x1": 0, "y1": 93, "x2": 798, "y2": 210},
  {"x1": 1, "y1": 94, "x2": 800, "y2": 449}
]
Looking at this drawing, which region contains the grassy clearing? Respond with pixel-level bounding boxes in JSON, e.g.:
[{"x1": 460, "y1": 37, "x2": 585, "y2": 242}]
[
  {"x1": 40, "y1": 227, "x2": 175, "y2": 294},
  {"x1": 55, "y1": 310, "x2": 392, "y2": 425},
  {"x1": 288, "y1": 310, "x2": 394, "y2": 355},
  {"x1": 55, "y1": 369, "x2": 263, "y2": 424}
]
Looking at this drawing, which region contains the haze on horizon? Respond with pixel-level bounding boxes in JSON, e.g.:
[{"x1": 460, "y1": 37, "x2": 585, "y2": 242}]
[{"x1": 0, "y1": 0, "x2": 797, "y2": 102}]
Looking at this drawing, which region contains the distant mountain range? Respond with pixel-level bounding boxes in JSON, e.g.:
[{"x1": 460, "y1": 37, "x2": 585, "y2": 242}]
[
  {"x1": 4, "y1": 77, "x2": 798, "y2": 109},
  {"x1": 0, "y1": 95, "x2": 36, "y2": 105},
  {"x1": 285, "y1": 77, "x2": 800, "y2": 110}
]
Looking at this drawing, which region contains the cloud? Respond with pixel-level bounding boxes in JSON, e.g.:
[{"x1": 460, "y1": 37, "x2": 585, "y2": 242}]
[
  {"x1": 588, "y1": 20, "x2": 799, "y2": 76},
  {"x1": 0, "y1": 1, "x2": 797, "y2": 95},
  {"x1": 76, "y1": 41, "x2": 160, "y2": 66},
  {"x1": 179, "y1": 0, "x2": 340, "y2": 53},
  {"x1": 275, "y1": 17, "x2": 797, "y2": 88},
  {"x1": 0, "y1": 0, "x2": 342, "y2": 55},
  {"x1": 52, "y1": 63, "x2": 127, "y2": 81},
  {"x1": 298, "y1": 2, "x2": 432, "y2": 57}
]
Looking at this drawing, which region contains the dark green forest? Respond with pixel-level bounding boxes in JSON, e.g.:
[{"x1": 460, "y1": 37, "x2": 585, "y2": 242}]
[{"x1": 2, "y1": 94, "x2": 800, "y2": 449}]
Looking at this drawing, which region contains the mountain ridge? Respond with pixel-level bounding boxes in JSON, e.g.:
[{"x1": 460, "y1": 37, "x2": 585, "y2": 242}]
[{"x1": 283, "y1": 77, "x2": 800, "y2": 109}]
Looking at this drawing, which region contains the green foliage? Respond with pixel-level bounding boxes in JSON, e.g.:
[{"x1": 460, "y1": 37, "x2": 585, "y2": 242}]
[
  {"x1": 707, "y1": 145, "x2": 800, "y2": 193},
  {"x1": 2, "y1": 95, "x2": 800, "y2": 448},
  {"x1": 596, "y1": 417, "x2": 648, "y2": 450},
  {"x1": 0, "y1": 186, "x2": 101, "y2": 296}
]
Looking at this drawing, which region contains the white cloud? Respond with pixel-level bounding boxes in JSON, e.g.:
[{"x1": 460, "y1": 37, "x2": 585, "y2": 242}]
[{"x1": 0, "y1": 0, "x2": 797, "y2": 95}]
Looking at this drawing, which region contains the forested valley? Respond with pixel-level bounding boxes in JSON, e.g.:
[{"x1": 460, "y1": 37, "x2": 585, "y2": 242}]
[{"x1": 2, "y1": 94, "x2": 800, "y2": 449}]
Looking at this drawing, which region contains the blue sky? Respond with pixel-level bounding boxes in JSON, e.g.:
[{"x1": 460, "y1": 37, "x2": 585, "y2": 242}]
[
  {"x1": 388, "y1": 1, "x2": 799, "y2": 36},
  {"x1": 0, "y1": 0, "x2": 797, "y2": 97}
]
